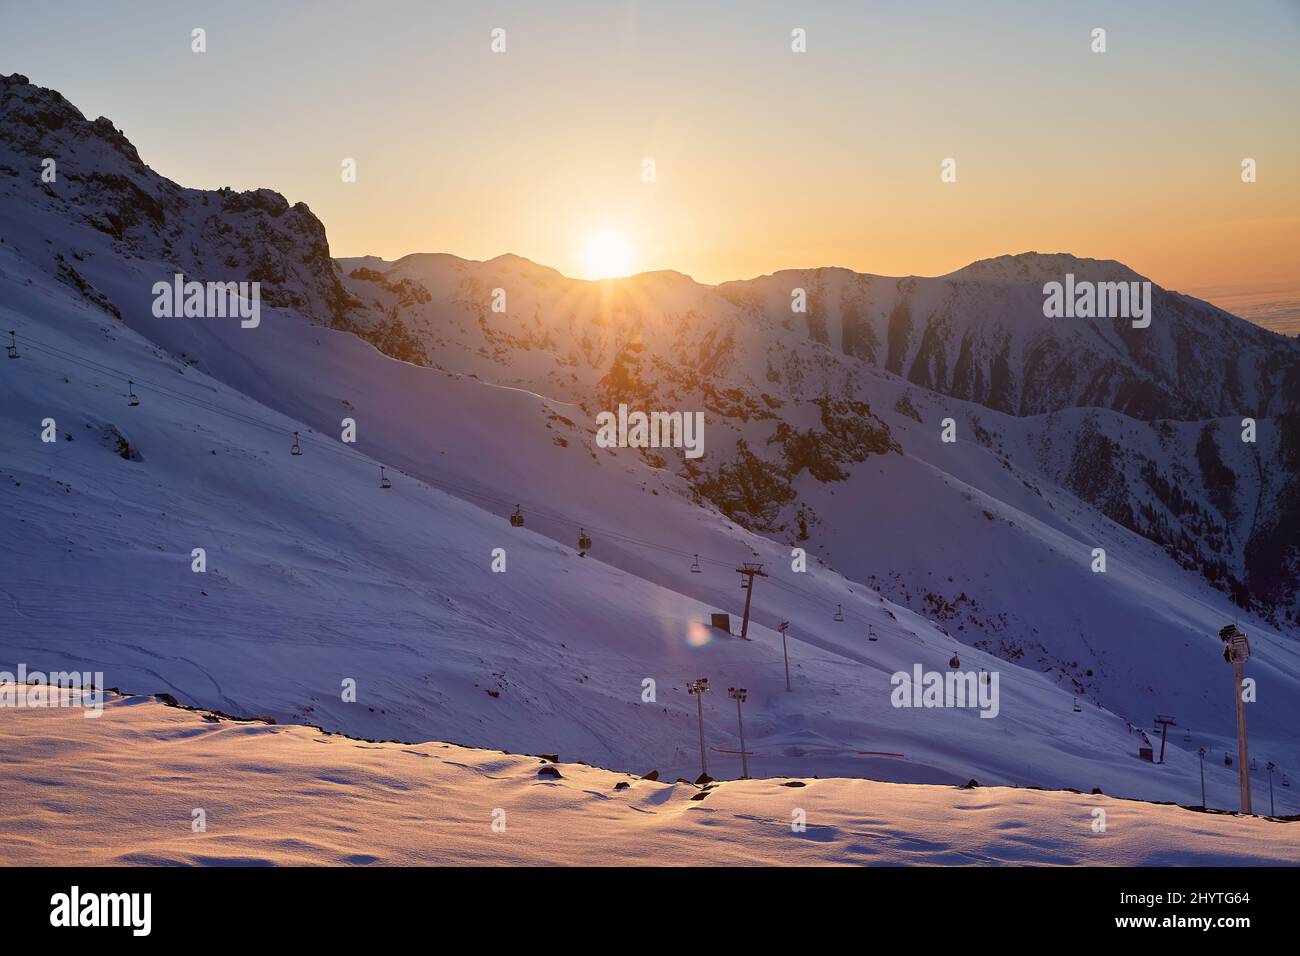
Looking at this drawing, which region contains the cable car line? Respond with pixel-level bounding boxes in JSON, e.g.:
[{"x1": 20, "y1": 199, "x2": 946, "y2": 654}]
[{"x1": 9, "y1": 328, "x2": 899, "y2": 633}]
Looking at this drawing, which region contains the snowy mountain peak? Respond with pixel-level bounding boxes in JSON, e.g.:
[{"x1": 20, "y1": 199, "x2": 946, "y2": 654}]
[
  {"x1": 1, "y1": 73, "x2": 147, "y2": 171},
  {"x1": 0, "y1": 72, "x2": 353, "y2": 327},
  {"x1": 946, "y1": 251, "x2": 1145, "y2": 286}
]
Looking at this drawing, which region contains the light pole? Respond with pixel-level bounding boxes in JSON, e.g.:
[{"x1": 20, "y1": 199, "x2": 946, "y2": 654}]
[
  {"x1": 778, "y1": 621, "x2": 791, "y2": 692},
  {"x1": 728, "y1": 687, "x2": 749, "y2": 779},
  {"x1": 1219, "y1": 624, "x2": 1252, "y2": 814},
  {"x1": 1198, "y1": 747, "x2": 1207, "y2": 808},
  {"x1": 687, "y1": 678, "x2": 710, "y2": 782},
  {"x1": 1267, "y1": 761, "x2": 1276, "y2": 817}
]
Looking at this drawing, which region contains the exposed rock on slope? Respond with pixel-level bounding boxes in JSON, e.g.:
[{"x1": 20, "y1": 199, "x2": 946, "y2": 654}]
[{"x1": 0, "y1": 73, "x2": 354, "y2": 326}]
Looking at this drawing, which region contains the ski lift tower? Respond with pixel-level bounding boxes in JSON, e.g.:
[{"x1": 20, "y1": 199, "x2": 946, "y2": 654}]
[
  {"x1": 1219, "y1": 623, "x2": 1252, "y2": 814},
  {"x1": 734, "y1": 563, "x2": 767, "y2": 641},
  {"x1": 778, "y1": 621, "x2": 791, "y2": 692},
  {"x1": 1153, "y1": 715, "x2": 1176, "y2": 764}
]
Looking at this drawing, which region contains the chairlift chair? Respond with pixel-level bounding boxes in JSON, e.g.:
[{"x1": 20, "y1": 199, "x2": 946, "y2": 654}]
[
  {"x1": 690, "y1": 554, "x2": 701, "y2": 574},
  {"x1": 1073, "y1": 698, "x2": 1082, "y2": 713},
  {"x1": 1183, "y1": 729, "x2": 1192, "y2": 743},
  {"x1": 509, "y1": 505, "x2": 524, "y2": 528},
  {"x1": 577, "y1": 528, "x2": 592, "y2": 551},
  {"x1": 380, "y1": 466, "x2": 392, "y2": 489},
  {"x1": 740, "y1": 576, "x2": 749, "y2": 590},
  {"x1": 290, "y1": 431, "x2": 303, "y2": 456},
  {"x1": 5, "y1": 331, "x2": 16, "y2": 359},
  {"x1": 867, "y1": 624, "x2": 878, "y2": 642},
  {"x1": 127, "y1": 380, "x2": 140, "y2": 407},
  {"x1": 833, "y1": 604, "x2": 844, "y2": 622}
]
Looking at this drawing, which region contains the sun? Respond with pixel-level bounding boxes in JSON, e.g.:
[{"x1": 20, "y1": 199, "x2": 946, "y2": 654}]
[{"x1": 578, "y1": 228, "x2": 636, "y2": 279}]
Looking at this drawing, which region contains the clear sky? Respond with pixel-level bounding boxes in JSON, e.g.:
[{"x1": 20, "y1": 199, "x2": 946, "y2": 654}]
[{"x1": 2, "y1": 0, "x2": 1297, "y2": 311}]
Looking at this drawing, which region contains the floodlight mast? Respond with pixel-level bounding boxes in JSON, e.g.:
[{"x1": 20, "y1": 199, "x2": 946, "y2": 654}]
[
  {"x1": 728, "y1": 687, "x2": 749, "y2": 779},
  {"x1": 1219, "y1": 624, "x2": 1252, "y2": 814},
  {"x1": 687, "y1": 678, "x2": 710, "y2": 780}
]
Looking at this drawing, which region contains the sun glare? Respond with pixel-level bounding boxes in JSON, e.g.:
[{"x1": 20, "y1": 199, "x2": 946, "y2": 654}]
[{"x1": 579, "y1": 229, "x2": 636, "y2": 279}]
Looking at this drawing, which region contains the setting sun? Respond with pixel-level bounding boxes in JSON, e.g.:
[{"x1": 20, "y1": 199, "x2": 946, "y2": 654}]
[{"x1": 579, "y1": 228, "x2": 636, "y2": 280}]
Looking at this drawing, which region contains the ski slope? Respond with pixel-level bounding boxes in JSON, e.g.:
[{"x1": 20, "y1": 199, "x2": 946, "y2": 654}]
[{"x1": 2, "y1": 233, "x2": 1295, "y2": 814}]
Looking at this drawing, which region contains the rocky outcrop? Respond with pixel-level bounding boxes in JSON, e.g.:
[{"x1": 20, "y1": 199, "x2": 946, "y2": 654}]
[{"x1": 0, "y1": 73, "x2": 354, "y2": 328}]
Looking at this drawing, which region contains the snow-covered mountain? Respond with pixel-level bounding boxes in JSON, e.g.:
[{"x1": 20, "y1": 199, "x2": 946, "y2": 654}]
[
  {"x1": 336, "y1": 250, "x2": 1300, "y2": 626},
  {"x1": 0, "y1": 75, "x2": 351, "y2": 328},
  {"x1": 721, "y1": 255, "x2": 1300, "y2": 421},
  {"x1": 2, "y1": 73, "x2": 1298, "y2": 817}
]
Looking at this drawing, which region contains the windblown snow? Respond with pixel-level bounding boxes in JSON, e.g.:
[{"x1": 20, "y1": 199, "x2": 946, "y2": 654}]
[{"x1": 2, "y1": 693, "x2": 1295, "y2": 866}]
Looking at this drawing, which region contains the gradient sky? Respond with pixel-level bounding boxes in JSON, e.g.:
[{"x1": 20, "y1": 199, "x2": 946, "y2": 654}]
[{"x1": 2, "y1": 0, "x2": 1298, "y2": 313}]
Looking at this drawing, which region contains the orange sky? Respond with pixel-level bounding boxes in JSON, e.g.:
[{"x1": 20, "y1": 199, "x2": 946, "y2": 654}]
[{"x1": 3, "y1": 1, "x2": 1298, "y2": 306}]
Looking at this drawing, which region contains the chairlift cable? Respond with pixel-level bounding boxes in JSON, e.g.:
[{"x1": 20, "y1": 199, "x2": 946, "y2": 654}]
[{"x1": 14, "y1": 328, "x2": 916, "y2": 631}]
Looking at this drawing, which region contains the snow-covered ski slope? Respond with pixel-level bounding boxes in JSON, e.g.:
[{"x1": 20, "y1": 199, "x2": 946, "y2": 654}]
[
  {"x1": 329, "y1": 249, "x2": 1300, "y2": 756},
  {"x1": 1, "y1": 229, "x2": 1295, "y2": 814}
]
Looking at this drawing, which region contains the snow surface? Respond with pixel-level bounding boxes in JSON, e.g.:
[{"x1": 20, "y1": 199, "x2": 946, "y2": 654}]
[
  {"x1": 4, "y1": 250, "x2": 1294, "y2": 812},
  {"x1": 2, "y1": 72, "x2": 1298, "y2": 861},
  {"x1": 2, "y1": 692, "x2": 1295, "y2": 866}
]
